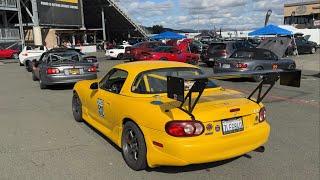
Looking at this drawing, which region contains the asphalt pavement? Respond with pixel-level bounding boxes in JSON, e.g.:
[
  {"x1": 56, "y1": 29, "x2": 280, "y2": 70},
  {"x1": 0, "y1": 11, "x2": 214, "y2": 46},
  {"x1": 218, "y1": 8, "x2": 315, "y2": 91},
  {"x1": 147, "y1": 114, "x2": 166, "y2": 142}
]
[{"x1": 0, "y1": 54, "x2": 319, "y2": 180}]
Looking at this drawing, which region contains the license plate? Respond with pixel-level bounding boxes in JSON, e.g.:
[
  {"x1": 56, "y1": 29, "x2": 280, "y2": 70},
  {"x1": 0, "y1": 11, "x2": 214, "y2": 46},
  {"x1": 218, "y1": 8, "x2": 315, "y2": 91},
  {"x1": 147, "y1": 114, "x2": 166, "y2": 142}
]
[
  {"x1": 69, "y1": 69, "x2": 80, "y2": 75},
  {"x1": 127, "y1": 51, "x2": 130, "y2": 53},
  {"x1": 209, "y1": 58, "x2": 214, "y2": 61},
  {"x1": 222, "y1": 64, "x2": 230, "y2": 68},
  {"x1": 222, "y1": 118, "x2": 244, "y2": 135}
]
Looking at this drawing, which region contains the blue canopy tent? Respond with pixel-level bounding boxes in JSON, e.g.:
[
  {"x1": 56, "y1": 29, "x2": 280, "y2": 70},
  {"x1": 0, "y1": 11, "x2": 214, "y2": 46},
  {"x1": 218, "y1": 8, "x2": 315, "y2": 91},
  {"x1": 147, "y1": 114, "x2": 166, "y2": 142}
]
[
  {"x1": 150, "y1": 31, "x2": 187, "y2": 40},
  {"x1": 249, "y1": 24, "x2": 293, "y2": 36}
]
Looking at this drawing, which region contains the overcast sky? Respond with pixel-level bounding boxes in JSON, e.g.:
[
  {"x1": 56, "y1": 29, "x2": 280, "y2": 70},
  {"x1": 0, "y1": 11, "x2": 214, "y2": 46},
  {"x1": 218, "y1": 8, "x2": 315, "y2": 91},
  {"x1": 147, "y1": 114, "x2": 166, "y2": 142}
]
[{"x1": 116, "y1": 0, "x2": 302, "y2": 30}]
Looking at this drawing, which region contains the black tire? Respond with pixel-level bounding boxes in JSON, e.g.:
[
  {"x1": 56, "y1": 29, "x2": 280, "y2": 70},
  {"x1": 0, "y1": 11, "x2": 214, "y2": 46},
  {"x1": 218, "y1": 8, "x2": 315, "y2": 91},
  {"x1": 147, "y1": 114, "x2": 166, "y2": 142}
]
[
  {"x1": 19, "y1": 62, "x2": 24, "y2": 66},
  {"x1": 121, "y1": 121, "x2": 147, "y2": 171},
  {"x1": 288, "y1": 64, "x2": 296, "y2": 70},
  {"x1": 72, "y1": 93, "x2": 83, "y2": 122},
  {"x1": 206, "y1": 62, "x2": 214, "y2": 67},
  {"x1": 311, "y1": 47, "x2": 316, "y2": 54},
  {"x1": 252, "y1": 66, "x2": 264, "y2": 82},
  {"x1": 39, "y1": 78, "x2": 47, "y2": 89},
  {"x1": 26, "y1": 61, "x2": 33, "y2": 72},
  {"x1": 32, "y1": 71, "x2": 38, "y2": 81},
  {"x1": 12, "y1": 53, "x2": 19, "y2": 60},
  {"x1": 117, "y1": 53, "x2": 124, "y2": 60},
  {"x1": 160, "y1": 57, "x2": 168, "y2": 61}
]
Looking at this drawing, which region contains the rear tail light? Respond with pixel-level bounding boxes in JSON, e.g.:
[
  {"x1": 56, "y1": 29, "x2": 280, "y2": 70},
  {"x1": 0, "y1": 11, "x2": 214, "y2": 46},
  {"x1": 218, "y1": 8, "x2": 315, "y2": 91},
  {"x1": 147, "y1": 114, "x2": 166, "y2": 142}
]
[
  {"x1": 236, "y1": 63, "x2": 248, "y2": 68},
  {"x1": 88, "y1": 66, "x2": 97, "y2": 72},
  {"x1": 259, "y1": 107, "x2": 266, "y2": 122},
  {"x1": 47, "y1": 68, "x2": 60, "y2": 74},
  {"x1": 165, "y1": 121, "x2": 204, "y2": 137}
]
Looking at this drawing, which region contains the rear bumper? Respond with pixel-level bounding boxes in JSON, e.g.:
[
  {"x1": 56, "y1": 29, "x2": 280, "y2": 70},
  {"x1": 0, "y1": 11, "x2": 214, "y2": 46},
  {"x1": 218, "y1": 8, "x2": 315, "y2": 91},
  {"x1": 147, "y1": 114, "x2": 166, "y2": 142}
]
[
  {"x1": 142, "y1": 122, "x2": 270, "y2": 167},
  {"x1": 43, "y1": 73, "x2": 97, "y2": 85},
  {"x1": 213, "y1": 67, "x2": 249, "y2": 73}
]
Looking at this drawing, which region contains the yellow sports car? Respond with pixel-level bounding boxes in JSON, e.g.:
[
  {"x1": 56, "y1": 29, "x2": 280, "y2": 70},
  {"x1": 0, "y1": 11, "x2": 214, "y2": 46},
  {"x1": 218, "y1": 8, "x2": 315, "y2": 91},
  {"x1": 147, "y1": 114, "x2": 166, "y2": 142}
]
[{"x1": 72, "y1": 61, "x2": 300, "y2": 170}]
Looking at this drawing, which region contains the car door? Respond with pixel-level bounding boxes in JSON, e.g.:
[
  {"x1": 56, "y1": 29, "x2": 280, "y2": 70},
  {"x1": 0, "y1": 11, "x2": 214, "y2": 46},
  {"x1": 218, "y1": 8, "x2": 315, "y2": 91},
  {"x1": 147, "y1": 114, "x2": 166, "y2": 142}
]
[{"x1": 87, "y1": 69, "x2": 128, "y2": 130}]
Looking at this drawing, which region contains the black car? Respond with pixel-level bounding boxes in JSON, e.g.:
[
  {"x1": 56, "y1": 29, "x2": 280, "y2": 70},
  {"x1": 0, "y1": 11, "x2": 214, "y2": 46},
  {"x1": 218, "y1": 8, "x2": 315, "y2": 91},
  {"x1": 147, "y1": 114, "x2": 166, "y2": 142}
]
[
  {"x1": 201, "y1": 40, "x2": 255, "y2": 67},
  {"x1": 287, "y1": 38, "x2": 317, "y2": 55}
]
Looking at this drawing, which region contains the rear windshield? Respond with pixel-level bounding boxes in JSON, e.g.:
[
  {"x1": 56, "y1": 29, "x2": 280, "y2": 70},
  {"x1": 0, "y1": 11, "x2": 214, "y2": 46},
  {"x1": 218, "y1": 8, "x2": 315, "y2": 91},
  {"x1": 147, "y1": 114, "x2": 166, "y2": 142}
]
[
  {"x1": 132, "y1": 67, "x2": 218, "y2": 94},
  {"x1": 230, "y1": 50, "x2": 255, "y2": 59},
  {"x1": 48, "y1": 51, "x2": 83, "y2": 63}
]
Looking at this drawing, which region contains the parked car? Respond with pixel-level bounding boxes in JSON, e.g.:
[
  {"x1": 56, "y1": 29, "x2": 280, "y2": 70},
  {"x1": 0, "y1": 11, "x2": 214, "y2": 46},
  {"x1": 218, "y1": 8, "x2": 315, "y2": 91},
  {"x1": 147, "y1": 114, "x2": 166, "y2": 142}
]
[
  {"x1": 125, "y1": 41, "x2": 166, "y2": 60},
  {"x1": 286, "y1": 38, "x2": 317, "y2": 55},
  {"x1": 0, "y1": 48, "x2": 19, "y2": 59},
  {"x1": 202, "y1": 41, "x2": 255, "y2": 66},
  {"x1": 213, "y1": 37, "x2": 296, "y2": 82},
  {"x1": 137, "y1": 46, "x2": 199, "y2": 65},
  {"x1": 19, "y1": 45, "x2": 48, "y2": 72},
  {"x1": 32, "y1": 48, "x2": 98, "y2": 89},
  {"x1": 105, "y1": 44, "x2": 132, "y2": 59}
]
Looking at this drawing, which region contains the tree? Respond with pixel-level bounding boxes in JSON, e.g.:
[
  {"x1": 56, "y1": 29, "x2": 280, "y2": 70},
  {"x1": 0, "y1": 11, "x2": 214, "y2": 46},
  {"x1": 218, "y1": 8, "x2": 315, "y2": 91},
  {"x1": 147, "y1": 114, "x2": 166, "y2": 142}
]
[{"x1": 152, "y1": 25, "x2": 164, "y2": 34}]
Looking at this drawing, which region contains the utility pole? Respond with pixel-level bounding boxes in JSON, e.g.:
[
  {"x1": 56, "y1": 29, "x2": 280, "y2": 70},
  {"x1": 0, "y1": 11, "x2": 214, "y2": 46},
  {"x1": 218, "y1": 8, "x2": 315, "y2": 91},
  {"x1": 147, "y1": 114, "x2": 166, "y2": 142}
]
[
  {"x1": 31, "y1": 0, "x2": 42, "y2": 45},
  {"x1": 17, "y1": 0, "x2": 25, "y2": 48},
  {"x1": 101, "y1": 7, "x2": 106, "y2": 41},
  {"x1": 79, "y1": 0, "x2": 86, "y2": 30}
]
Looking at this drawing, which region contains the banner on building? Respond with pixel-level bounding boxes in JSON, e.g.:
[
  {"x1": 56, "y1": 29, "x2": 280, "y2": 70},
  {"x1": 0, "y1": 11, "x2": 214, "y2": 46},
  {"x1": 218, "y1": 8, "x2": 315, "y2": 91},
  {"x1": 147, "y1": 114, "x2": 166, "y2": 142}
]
[{"x1": 37, "y1": 0, "x2": 82, "y2": 26}]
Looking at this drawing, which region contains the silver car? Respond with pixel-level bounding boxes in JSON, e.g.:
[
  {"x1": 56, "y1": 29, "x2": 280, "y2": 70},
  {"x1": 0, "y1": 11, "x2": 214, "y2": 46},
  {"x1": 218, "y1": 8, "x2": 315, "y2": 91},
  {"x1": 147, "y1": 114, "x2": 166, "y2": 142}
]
[
  {"x1": 32, "y1": 49, "x2": 98, "y2": 89},
  {"x1": 213, "y1": 37, "x2": 296, "y2": 81}
]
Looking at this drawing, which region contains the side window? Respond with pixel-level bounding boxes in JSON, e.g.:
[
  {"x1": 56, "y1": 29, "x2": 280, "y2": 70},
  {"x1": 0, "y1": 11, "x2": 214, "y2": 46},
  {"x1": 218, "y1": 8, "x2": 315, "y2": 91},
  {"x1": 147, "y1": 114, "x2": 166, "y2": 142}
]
[
  {"x1": 99, "y1": 69, "x2": 128, "y2": 94},
  {"x1": 262, "y1": 51, "x2": 273, "y2": 60}
]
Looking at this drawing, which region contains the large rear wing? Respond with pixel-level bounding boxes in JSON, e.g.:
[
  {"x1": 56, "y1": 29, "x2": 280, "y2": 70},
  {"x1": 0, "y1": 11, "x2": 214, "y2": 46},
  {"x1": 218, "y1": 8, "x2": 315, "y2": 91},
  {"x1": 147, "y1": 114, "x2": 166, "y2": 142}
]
[{"x1": 167, "y1": 70, "x2": 301, "y2": 118}]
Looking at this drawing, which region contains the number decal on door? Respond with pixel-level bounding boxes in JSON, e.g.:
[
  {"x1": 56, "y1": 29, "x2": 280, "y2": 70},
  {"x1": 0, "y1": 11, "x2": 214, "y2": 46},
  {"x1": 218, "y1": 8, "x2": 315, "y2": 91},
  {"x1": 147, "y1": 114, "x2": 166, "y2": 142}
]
[{"x1": 97, "y1": 99, "x2": 105, "y2": 117}]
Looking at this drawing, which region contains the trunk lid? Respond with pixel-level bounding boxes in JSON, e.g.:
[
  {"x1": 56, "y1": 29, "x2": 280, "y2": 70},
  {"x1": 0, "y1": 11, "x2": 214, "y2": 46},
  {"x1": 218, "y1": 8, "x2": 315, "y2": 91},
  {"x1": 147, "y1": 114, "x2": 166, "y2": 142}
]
[{"x1": 258, "y1": 37, "x2": 292, "y2": 58}]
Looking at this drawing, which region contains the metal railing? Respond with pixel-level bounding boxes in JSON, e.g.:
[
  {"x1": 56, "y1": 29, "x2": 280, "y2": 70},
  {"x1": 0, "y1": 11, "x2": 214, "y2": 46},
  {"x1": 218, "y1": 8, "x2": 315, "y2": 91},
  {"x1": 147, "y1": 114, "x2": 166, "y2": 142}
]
[
  {"x1": 108, "y1": 0, "x2": 149, "y2": 38},
  {"x1": 0, "y1": 0, "x2": 17, "y2": 8},
  {"x1": 0, "y1": 28, "x2": 20, "y2": 40}
]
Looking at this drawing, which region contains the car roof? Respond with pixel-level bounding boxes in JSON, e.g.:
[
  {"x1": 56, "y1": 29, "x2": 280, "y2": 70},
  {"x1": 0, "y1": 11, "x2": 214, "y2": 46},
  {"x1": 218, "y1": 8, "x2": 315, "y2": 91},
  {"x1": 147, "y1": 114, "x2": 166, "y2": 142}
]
[{"x1": 113, "y1": 61, "x2": 196, "y2": 73}]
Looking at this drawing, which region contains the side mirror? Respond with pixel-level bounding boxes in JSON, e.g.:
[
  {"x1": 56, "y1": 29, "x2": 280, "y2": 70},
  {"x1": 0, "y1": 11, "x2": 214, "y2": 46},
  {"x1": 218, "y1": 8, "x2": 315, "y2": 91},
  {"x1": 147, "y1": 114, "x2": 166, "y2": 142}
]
[{"x1": 90, "y1": 82, "x2": 98, "y2": 90}]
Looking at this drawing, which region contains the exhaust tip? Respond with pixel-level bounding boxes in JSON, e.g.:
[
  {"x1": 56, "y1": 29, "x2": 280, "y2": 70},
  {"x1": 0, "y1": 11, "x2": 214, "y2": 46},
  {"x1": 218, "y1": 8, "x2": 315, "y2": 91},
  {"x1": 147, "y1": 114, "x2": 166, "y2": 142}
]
[{"x1": 254, "y1": 146, "x2": 265, "y2": 153}]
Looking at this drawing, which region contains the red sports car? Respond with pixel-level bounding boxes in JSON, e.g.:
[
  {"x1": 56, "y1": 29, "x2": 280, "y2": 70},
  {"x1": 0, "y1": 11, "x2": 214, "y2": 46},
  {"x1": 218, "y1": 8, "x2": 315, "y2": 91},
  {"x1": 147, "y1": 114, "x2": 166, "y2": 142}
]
[
  {"x1": 137, "y1": 46, "x2": 199, "y2": 65},
  {"x1": 0, "y1": 49, "x2": 19, "y2": 59},
  {"x1": 125, "y1": 41, "x2": 166, "y2": 60}
]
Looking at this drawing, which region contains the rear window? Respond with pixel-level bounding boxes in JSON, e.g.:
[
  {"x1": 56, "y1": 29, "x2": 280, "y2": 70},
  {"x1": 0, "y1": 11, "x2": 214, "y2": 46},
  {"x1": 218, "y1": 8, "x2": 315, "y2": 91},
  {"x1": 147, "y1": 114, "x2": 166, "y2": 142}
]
[
  {"x1": 47, "y1": 51, "x2": 83, "y2": 63},
  {"x1": 230, "y1": 50, "x2": 255, "y2": 59},
  {"x1": 208, "y1": 43, "x2": 226, "y2": 53}
]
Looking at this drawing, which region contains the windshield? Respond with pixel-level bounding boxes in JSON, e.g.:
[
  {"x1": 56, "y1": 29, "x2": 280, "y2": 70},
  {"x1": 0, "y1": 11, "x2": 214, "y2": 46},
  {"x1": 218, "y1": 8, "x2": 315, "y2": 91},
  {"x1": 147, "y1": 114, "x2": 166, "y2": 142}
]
[
  {"x1": 230, "y1": 50, "x2": 255, "y2": 59},
  {"x1": 132, "y1": 67, "x2": 218, "y2": 94},
  {"x1": 48, "y1": 51, "x2": 83, "y2": 63}
]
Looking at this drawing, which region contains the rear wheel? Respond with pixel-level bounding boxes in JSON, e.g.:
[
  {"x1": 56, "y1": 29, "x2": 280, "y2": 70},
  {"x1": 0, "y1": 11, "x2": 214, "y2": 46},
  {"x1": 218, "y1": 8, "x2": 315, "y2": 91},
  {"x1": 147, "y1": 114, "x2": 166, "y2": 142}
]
[
  {"x1": 26, "y1": 61, "x2": 33, "y2": 72},
  {"x1": 72, "y1": 93, "x2": 83, "y2": 122},
  {"x1": 252, "y1": 66, "x2": 264, "y2": 82},
  {"x1": 117, "y1": 53, "x2": 124, "y2": 60},
  {"x1": 311, "y1": 47, "x2": 316, "y2": 54},
  {"x1": 19, "y1": 61, "x2": 24, "y2": 66},
  {"x1": 288, "y1": 64, "x2": 296, "y2": 70},
  {"x1": 121, "y1": 121, "x2": 147, "y2": 171},
  {"x1": 160, "y1": 57, "x2": 168, "y2": 61}
]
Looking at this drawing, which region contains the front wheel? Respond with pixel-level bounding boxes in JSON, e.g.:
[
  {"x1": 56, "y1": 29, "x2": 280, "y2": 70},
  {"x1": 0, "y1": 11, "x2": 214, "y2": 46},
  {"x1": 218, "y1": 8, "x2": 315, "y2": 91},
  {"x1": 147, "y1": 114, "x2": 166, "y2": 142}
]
[
  {"x1": 117, "y1": 53, "x2": 124, "y2": 60},
  {"x1": 121, "y1": 121, "x2": 147, "y2": 171},
  {"x1": 72, "y1": 93, "x2": 83, "y2": 122}
]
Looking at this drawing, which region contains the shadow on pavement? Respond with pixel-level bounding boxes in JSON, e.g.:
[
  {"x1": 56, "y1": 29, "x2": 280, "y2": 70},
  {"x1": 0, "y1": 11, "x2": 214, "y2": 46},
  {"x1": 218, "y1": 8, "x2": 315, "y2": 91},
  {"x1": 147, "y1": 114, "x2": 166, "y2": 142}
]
[
  {"x1": 147, "y1": 156, "x2": 244, "y2": 173},
  {"x1": 46, "y1": 84, "x2": 75, "y2": 90}
]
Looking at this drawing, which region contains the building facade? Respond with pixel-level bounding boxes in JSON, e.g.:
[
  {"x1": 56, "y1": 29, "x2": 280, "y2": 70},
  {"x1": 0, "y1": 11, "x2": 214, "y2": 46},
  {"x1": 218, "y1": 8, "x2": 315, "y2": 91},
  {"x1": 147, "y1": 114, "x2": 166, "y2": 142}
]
[{"x1": 284, "y1": 0, "x2": 320, "y2": 28}]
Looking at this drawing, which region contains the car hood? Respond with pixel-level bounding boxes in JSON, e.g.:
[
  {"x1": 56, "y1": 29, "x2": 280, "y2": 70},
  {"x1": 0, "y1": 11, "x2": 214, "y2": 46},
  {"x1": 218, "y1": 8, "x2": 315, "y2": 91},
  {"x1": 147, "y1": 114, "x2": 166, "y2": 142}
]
[{"x1": 258, "y1": 37, "x2": 292, "y2": 58}]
